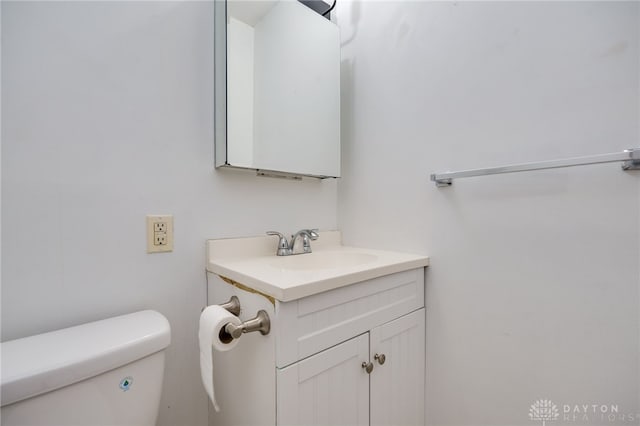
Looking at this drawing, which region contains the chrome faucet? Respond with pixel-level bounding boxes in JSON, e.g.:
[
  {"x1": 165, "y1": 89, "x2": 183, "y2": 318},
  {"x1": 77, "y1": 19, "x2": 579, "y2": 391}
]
[{"x1": 266, "y1": 229, "x2": 319, "y2": 256}]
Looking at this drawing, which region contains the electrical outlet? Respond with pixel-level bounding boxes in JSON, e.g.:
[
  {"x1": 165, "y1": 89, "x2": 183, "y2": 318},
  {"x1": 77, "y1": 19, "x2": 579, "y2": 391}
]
[
  {"x1": 147, "y1": 215, "x2": 173, "y2": 253},
  {"x1": 154, "y1": 232, "x2": 167, "y2": 246}
]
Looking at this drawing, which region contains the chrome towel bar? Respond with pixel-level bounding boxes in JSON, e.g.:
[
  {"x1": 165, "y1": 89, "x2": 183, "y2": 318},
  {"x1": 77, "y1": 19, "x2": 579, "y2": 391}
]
[{"x1": 431, "y1": 148, "x2": 640, "y2": 187}]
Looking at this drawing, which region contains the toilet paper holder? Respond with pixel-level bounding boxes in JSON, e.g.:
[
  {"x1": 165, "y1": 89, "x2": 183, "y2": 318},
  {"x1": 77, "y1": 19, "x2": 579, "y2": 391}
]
[{"x1": 218, "y1": 296, "x2": 271, "y2": 340}]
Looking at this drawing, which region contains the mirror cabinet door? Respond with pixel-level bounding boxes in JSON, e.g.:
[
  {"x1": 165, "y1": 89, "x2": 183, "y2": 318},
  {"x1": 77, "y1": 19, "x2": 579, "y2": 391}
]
[{"x1": 215, "y1": 0, "x2": 341, "y2": 178}]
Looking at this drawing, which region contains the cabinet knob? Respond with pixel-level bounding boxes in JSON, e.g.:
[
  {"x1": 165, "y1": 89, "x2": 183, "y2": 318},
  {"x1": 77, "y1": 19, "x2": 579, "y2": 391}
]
[
  {"x1": 361, "y1": 361, "x2": 374, "y2": 374},
  {"x1": 374, "y1": 353, "x2": 386, "y2": 365}
]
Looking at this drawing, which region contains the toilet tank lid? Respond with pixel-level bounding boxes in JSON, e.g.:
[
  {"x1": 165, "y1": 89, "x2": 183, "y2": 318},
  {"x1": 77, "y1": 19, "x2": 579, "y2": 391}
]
[{"x1": 1, "y1": 310, "x2": 171, "y2": 407}]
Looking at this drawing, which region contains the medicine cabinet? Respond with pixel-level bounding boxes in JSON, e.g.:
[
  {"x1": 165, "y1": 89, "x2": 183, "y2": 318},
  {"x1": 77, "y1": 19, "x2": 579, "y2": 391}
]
[{"x1": 214, "y1": 0, "x2": 341, "y2": 178}]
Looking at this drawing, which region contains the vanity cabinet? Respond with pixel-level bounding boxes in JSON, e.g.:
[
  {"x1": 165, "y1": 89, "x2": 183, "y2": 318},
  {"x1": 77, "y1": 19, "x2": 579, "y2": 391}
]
[
  {"x1": 277, "y1": 309, "x2": 425, "y2": 426},
  {"x1": 206, "y1": 267, "x2": 426, "y2": 426}
]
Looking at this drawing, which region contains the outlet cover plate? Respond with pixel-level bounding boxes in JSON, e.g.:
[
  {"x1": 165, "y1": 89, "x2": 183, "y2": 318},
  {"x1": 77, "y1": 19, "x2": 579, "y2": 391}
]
[{"x1": 146, "y1": 215, "x2": 173, "y2": 253}]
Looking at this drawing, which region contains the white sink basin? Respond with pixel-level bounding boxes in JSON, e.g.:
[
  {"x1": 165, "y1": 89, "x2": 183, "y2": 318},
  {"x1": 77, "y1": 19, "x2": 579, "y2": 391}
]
[
  {"x1": 270, "y1": 251, "x2": 377, "y2": 271},
  {"x1": 206, "y1": 231, "x2": 429, "y2": 301}
]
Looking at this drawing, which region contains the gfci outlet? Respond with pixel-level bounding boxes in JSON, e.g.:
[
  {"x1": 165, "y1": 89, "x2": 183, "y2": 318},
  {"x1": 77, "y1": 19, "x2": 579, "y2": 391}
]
[{"x1": 146, "y1": 215, "x2": 173, "y2": 253}]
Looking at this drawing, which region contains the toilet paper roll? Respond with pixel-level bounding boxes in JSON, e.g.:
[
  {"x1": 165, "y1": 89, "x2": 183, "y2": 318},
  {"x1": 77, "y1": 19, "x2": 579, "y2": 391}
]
[{"x1": 199, "y1": 304, "x2": 242, "y2": 412}]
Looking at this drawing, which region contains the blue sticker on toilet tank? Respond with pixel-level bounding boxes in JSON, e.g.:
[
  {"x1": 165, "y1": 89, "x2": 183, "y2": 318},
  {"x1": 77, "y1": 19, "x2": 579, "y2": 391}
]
[{"x1": 119, "y1": 376, "x2": 133, "y2": 391}]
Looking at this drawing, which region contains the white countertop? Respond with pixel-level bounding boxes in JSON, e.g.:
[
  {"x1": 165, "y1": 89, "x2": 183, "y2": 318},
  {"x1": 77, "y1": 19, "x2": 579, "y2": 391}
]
[{"x1": 206, "y1": 231, "x2": 429, "y2": 302}]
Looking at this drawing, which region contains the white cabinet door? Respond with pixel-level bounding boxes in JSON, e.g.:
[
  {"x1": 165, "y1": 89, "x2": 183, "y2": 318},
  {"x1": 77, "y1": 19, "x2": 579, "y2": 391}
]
[
  {"x1": 370, "y1": 309, "x2": 425, "y2": 426},
  {"x1": 277, "y1": 334, "x2": 370, "y2": 426}
]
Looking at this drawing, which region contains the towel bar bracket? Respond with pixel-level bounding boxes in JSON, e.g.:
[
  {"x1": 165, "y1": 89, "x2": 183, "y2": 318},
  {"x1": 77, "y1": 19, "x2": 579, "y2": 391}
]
[
  {"x1": 622, "y1": 148, "x2": 640, "y2": 171},
  {"x1": 434, "y1": 178, "x2": 452, "y2": 187}
]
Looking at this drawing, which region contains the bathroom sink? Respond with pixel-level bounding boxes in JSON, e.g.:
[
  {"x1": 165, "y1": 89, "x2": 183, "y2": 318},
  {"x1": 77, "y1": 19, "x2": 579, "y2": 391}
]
[
  {"x1": 269, "y1": 251, "x2": 377, "y2": 271},
  {"x1": 206, "y1": 231, "x2": 429, "y2": 301}
]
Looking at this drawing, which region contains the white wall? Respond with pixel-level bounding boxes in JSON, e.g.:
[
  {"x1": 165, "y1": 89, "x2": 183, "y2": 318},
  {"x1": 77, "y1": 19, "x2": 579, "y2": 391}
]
[
  {"x1": 337, "y1": 1, "x2": 639, "y2": 425},
  {"x1": 1, "y1": 2, "x2": 337, "y2": 425}
]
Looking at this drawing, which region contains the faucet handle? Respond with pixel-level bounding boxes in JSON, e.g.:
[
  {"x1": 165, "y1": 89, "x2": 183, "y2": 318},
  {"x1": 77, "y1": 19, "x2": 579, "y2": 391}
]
[
  {"x1": 266, "y1": 231, "x2": 291, "y2": 256},
  {"x1": 290, "y1": 229, "x2": 319, "y2": 254},
  {"x1": 297, "y1": 229, "x2": 319, "y2": 241}
]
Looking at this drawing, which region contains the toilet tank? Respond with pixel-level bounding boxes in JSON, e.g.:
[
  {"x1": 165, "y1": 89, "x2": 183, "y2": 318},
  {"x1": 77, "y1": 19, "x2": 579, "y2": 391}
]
[{"x1": 0, "y1": 310, "x2": 171, "y2": 426}]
